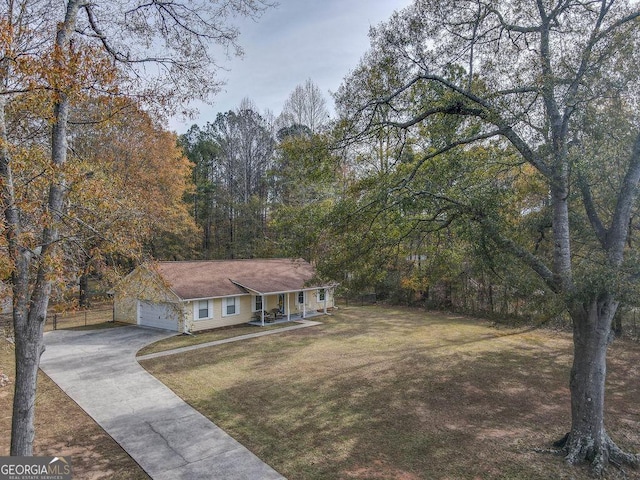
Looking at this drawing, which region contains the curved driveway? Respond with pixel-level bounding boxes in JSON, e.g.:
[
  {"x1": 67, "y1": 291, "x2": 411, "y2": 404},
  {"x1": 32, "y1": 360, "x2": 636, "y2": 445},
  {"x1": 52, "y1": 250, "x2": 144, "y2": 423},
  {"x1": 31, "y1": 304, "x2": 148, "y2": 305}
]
[{"x1": 40, "y1": 326, "x2": 284, "y2": 480}]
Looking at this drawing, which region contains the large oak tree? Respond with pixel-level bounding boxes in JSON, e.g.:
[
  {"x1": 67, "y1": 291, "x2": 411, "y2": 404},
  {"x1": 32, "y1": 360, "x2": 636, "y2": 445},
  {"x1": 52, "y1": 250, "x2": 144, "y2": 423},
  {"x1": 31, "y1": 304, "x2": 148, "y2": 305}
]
[{"x1": 337, "y1": 0, "x2": 640, "y2": 473}]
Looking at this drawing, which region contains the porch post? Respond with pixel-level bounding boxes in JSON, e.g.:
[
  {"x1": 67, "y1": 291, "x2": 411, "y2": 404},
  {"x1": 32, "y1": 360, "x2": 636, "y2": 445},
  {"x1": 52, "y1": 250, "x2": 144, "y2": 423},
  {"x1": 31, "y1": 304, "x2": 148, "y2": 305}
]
[
  {"x1": 287, "y1": 293, "x2": 291, "y2": 322},
  {"x1": 303, "y1": 291, "x2": 306, "y2": 318},
  {"x1": 261, "y1": 294, "x2": 265, "y2": 326},
  {"x1": 324, "y1": 288, "x2": 327, "y2": 314}
]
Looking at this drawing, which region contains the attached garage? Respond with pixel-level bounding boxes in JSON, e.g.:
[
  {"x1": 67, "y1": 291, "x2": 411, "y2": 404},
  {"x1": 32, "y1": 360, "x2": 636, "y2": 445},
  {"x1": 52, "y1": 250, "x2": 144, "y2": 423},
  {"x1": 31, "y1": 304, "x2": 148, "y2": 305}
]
[
  {"x1": 138, "y1": 301, "x2": 180, "y2": 331},
  {"x1": 114, "y1": 259, "x2": 336, "y2": 333}
]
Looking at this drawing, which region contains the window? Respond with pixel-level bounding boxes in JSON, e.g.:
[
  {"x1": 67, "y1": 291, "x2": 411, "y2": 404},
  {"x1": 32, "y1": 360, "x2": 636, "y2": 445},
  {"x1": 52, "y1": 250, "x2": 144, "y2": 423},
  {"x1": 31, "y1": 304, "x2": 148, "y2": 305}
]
[
  {"x1": 317, "y1": 288, "x2": 326, "y2": 302},
  {"x1": 223, "y1": 297, "x2": 239, "y2": 316},
  {"x1": 254, "y1": 296, "x2": 263, "y2": 312},
  {"x1": 196, "y1": 300, "x2": 211, "y2": 320},
  {"x1": 297, "y1": 291, "x2": 305, "y2": 304}
]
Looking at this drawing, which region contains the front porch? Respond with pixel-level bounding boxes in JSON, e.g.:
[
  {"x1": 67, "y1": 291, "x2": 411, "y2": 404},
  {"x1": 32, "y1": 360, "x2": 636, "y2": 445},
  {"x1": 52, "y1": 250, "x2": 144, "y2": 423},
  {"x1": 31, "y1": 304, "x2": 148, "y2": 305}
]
[
  {"x1": 247, "y1": 310, "x2": 323, "y2": 327},
  {"x1": 243, "y1": 287, "x2": 334, "y2": 327}
]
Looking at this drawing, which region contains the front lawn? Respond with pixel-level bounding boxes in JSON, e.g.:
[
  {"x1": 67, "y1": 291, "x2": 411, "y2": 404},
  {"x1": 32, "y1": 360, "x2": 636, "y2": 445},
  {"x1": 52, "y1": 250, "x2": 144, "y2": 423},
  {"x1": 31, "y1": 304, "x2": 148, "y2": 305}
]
[
  {"x1": 136, "y1": 322, "x2": 286, "y2": 356},
  {"x1": 141, "y1": 306, "x2": 640, "y2": 480}
]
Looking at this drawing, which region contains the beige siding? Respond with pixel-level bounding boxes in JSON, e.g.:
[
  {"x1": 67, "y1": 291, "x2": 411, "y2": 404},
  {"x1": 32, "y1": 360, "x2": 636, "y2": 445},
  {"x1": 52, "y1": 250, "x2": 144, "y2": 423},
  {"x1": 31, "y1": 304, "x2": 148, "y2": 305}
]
[
  {"x1": 292, "y1": 293, "x2": 306, "y2": 316},
  {"x1": 257, "y1": 293, "x2": 300, "y2": 317},
  {"x1": 247, "y1": 289, "x2": 335, "y2": 318},
  {"x1": 188, "y1": 296, "x2": 254, "y2": 332},
  {"x1": 304, "y1": 288, "x2": 335, "y2": 313},
  {"x1": 114, "y1": 295, "x2": 138, "y2": 324},
  {"x1": 251, "y1": 289, "x2": 335, "y2": 318},
  {"x1": 263, "y1": 295, "x2": 281, "y2": 312},
  {"x1": 284, "y1": 292, "x2": 296, "y2": 315},
  {"x1": 114, "y1": 263, "x2": 336, "y2": 332},
  {"x1": 113, "y1": 267, "x2": 181, "y2": 325}
]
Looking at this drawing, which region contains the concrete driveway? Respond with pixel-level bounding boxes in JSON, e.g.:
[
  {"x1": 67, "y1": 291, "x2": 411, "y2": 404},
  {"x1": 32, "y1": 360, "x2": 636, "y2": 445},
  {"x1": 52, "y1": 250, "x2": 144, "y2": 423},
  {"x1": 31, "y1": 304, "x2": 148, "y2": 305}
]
[{"x1": 39, "y1": 326, "x2": 284, "y2": 480}]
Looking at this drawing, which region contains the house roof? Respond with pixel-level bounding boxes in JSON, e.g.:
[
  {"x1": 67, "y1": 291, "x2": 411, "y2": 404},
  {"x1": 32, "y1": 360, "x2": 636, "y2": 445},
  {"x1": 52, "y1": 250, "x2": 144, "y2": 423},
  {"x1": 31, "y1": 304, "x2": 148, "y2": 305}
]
[{"x1": 152, "y1": 258, "x2": 324, "y2": 300}]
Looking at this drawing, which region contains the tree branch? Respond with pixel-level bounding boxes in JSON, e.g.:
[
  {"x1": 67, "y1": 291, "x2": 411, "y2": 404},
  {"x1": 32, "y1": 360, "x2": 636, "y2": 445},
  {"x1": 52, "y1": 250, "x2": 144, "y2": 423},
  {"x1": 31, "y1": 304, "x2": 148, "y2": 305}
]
[
  {"x1": 481, "y1": 219, "x2": 559, "y2": 293},
  {"x1": 486, "y1": 7, "x2": 541, "y2": 33},
  {"x1": 595, "y1": 8, "x2": 640, "y2": 43},
  {"x1": 83, "y1": 4, "x2": 186, "y2": 64},
  {"x1": 417, "y1": 74, "x2": 552, "y2": 177},
  {"x1": 386, "y1": 102, "x2": 484, "y2": 129},
  {"x1": 607, "y1": 132, "x2": 640, "y2": 265},
  {"x1": 576, "y1": 169, "x2": 607, "y2": 248},
  {"x1": 398, "y1": 128, "x2": 505, "y2": 188}
]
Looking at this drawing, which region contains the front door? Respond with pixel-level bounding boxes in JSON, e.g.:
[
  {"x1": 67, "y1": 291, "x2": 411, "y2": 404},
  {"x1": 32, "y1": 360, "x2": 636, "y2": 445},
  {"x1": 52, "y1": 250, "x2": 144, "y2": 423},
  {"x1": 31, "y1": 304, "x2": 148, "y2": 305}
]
[{"x1": 278, "y1": 293, "x2": 285, "y2": 314}]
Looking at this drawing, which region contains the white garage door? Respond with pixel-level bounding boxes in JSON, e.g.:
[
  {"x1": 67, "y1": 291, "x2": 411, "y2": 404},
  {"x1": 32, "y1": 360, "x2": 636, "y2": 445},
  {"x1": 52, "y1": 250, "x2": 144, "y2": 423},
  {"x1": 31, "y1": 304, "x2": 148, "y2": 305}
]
[{"x1": 138, "y1": 301, "x2": 179, "y2": 331}]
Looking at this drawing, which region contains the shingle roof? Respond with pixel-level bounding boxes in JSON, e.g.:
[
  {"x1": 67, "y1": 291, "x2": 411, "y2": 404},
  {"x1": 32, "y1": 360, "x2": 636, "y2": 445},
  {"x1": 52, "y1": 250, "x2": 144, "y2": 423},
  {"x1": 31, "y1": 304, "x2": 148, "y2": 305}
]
[{"x1": 152, "y1": 258, "x2": 322, "y2": 300}]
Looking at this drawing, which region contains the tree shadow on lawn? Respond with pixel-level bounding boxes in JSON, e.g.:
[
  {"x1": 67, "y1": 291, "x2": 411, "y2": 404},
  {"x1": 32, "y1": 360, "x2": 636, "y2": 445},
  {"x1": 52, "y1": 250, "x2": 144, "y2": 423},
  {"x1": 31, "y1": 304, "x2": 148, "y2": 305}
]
[
  {"x1": 198, "y1": 352, "x2": 572, "y2": 479},
  {"x1": 144, "y1": 318, "x2": 640, "y2": 480}
]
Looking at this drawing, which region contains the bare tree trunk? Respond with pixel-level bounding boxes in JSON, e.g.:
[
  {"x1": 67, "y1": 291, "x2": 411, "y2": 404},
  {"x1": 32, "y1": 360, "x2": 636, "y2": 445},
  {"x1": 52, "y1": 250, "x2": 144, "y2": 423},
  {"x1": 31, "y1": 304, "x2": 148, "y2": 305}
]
[
  {"x1": 613, "y1": 308, "x2": 623, "y2": 337},
  {"x1": 9, "y1": 0, "x2": 83, "y2": 455},
  {"x1": 562, "y1": 297, "x2": 639, "y2": 474},
  {"x1": 0, "y1": 92, "x2": 41, "y2": 457},
  {"x1": 1, "y1": 95, "x2": 43, "y2": 455},
  {"x1": 11, "y1": 304, "x2": 47, "y2": 455},
  {"x1": 488, "y1": 283, "x2": 494, "y2": 314},
  {"x1": 79, "y1": 273, "x2": 90, "y2": 307}
]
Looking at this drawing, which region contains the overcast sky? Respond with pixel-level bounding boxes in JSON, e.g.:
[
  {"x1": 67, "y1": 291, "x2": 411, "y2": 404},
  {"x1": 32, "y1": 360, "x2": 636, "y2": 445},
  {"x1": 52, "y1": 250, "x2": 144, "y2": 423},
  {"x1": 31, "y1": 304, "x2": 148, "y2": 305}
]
[{"x1": 169, "y1": 0, "x2": 413, "y2": 133}]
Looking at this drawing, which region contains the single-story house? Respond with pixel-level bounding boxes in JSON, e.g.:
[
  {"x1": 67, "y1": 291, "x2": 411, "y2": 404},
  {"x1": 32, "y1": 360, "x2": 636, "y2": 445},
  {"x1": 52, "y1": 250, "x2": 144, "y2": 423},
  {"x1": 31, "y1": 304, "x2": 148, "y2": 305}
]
[{"x1": 113, "y1": 258, "x2": 335, "y2": 332}]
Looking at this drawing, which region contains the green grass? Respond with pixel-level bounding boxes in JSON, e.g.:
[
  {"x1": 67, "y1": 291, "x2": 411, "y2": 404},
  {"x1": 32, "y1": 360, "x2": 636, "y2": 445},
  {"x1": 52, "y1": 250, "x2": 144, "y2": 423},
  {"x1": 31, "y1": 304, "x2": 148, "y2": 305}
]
[
  {"x1": 141, "y1": 306, "x2": 640, "y2": 480},
  {"x1": 136, "y1": 322, "x2": 287, "y2": 356}
]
